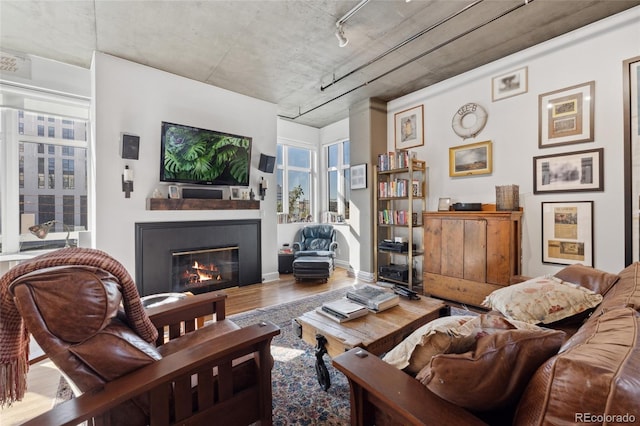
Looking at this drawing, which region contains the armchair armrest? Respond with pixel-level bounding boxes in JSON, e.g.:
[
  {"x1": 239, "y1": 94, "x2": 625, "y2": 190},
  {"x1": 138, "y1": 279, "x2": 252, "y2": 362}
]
[
  {"x1": 332, "y1": 348, "x2": 487, "y2": 426},
  {"x1": 330, "y1": 241, "x2": 338, "y2": 252},
  {"x1": 292, "y1": 241, "x2": 304, "y2": 252},
  {"x1": 145, "y1": 292, "x2": 227, "y2": 345},
  {"x1": 22, "y1": 322, "x2": 281, "y2": 426}
]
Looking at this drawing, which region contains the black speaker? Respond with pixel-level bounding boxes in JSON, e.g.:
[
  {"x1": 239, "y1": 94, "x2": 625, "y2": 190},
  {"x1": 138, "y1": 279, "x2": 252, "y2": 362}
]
[
  {"x1": 182, "y1": 188, "x2": 223, "y2": 199},
  {"x1": 120, "y1": 134, "x2": 140, "y2": 160},
  {"x1": 258, "y1": 154, "x2": 276, "y2": 173}
]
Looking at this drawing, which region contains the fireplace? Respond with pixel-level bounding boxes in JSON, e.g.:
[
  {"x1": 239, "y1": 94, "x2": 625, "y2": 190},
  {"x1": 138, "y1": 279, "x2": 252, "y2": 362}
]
[
  {"x1": 172, "y1": 246, "x2": 239, "y2": 294},
  {"x1": 135, "y1": 220, "x2": 261, "y2": 297}
]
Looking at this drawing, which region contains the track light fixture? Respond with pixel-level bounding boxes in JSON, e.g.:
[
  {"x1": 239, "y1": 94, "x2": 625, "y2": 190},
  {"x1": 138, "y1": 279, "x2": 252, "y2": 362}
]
[{"x1": 335, "y1": 24, "x2": 348, "y2": 47}]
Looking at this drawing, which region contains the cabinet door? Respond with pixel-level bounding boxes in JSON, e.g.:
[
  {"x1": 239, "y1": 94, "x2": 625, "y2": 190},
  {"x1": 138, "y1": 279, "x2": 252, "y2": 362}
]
[
  {"x1": 486, "y1": 219, "x2": 513, "y2": 285},
  {"x1": 425, "y1": 217, "x2": 487, "y2": 281}
]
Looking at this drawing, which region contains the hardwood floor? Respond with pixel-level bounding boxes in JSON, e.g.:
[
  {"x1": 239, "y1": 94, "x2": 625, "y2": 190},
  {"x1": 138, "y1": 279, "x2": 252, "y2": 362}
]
[{"x1": 0, "y1": 268, "x2": 359, "y2": 425}]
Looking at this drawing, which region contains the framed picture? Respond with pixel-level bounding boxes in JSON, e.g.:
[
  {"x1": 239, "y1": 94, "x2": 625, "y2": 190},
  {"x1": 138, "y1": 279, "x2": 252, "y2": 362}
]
[
  {"x1": 533, "y1": 148, "x2": 604, "y2": 194},
  {"x1": 438, "y1": 197, "x2": 451, "y2": 211},
  {"x1": 623, "y1": 56, "x2": 640, "y2": 264},
  {"x1": 492, "y1": 66, "x2": 528, "y2": 101},
  {"x1": 350, "y1": 163, "x2": 367, "y2": 189},
  {"x1": 168, "y1": 185, "x2": 180, "y2": 199},
  {"x1": 449, "y1": 140, "x2": 493, "y2": 177},
  {"x1": 538, "y1": 81, "x2": 595, "y2": 148},
  {"x1": 541, "y1": 201, "x2": 593, "y2": 266},
  {"x1": 394, "y1": 105, "x2": 424, "y2": 149},
  {"x1": 230, "y1": 187, "x2": 242, "y2": 200}
]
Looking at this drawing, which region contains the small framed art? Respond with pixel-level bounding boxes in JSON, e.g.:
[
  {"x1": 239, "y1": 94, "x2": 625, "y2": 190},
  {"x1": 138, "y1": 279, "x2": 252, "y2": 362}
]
[
  {"x1": 449, "y1": 140, "x2": 493, "y2": 177},
  {"x1": 230, "y1": 187, "x2": 242, "y2": 200},
  {"x1": 438, "y1": 197, "x2": 451, "y2": 211},
  {"x1": 538, "y1": 81, "x2": 595, "y2": 148},
  {"x1": 350, "y1": 163, "x2": 367, "y2": 189},
  {"x1": 395, "y1": 105, "x2": 424, "y2": 149},
  {"x1": 168, "y1": 185, "x2": 180, "y2": 199},
  {"x1": 541, "y1": 201, "x2": 593, "y2": 266},
  {"x1": 533, "y1": 148, "x2": 604, "y2": 194},
  {"x1": 492, "y1": 66, "x2": 528, "y2": 101}
]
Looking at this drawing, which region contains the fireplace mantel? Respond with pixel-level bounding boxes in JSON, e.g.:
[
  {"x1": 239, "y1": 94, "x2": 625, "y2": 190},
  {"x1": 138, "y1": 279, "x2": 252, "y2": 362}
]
[{"x1": 147, "y1": 198, "x2": 259, "y2": 210}]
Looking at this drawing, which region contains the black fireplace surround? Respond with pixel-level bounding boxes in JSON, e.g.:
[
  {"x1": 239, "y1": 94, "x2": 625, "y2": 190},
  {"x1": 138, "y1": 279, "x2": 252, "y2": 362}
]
[{"x1": 135, "y1": 220, "x2": 261, "y2": 297}]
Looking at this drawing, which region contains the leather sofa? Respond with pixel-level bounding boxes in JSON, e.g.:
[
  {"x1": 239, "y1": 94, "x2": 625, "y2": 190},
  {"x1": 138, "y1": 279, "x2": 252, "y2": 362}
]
[{"x1": 333, "y1": 262, "x2": 640, "y2": 425}]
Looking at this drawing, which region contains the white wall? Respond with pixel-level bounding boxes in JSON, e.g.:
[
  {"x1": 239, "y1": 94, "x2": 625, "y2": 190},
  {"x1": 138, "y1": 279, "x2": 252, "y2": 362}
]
[
  {"x1": 387, "y1": 8, "x2": 640, "y2": 277},
  {"x1": 92, "y1": 53, "x2": 279, "y2": 280}
]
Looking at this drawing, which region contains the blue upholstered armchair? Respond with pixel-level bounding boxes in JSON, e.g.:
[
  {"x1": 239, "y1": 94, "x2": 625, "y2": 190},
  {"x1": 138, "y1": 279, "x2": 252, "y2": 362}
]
[{"x1": 293, "y1": 224, "x2": 338, "y2": 259}]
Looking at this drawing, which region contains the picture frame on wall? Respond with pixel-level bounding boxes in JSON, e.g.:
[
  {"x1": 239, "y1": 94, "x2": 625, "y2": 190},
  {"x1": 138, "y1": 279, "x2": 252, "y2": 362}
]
[
  {"x1": 623, "y1": 55, "x2": 640, "y2": 265},
  {"x1": 492, "y1": 66, "x2": 528, "y2": 101},
  {"x1": 449, "y1": 140, "x2": 493, "y2": 177},
  {"x1": 350, "y1": 163, "x2": 367, "y2": 189},
  {"x1": 394, "y1": 105, "x2": 424, "y2": 150},
  {"x1": 538, "y1": 81, "x2": 595, "y2": 148},
  {"x1": 541, "y1": 201, "x2": 593, "y2": 266},
  {"x1": 533, "y1": 148, "x2": 604, "y2": 194}
]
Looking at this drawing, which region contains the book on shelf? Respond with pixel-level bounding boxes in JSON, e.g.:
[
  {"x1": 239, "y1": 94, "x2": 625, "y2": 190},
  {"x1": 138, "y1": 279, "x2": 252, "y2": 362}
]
[
  {"x1": 317, "y1": 298, "x2": 369, "y2": 322},
  {"x1": 346, "y1": 284, "x2": 400, "y2": 312}
]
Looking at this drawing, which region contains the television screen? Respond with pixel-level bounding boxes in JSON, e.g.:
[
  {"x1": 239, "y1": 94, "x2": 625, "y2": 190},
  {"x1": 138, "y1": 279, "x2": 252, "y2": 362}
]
[{"x1": 160, "y1": 121, "x2": 251, "y2": 186}]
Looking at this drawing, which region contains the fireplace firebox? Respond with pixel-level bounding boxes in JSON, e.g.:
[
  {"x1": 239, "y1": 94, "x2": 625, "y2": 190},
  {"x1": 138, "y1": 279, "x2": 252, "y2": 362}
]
[
  {"x1": 135, "y1": 220, "x2": 261, "y2": 297},
  {"x1": 172, "y1": 246, "x2": 239, "y2": 294}
]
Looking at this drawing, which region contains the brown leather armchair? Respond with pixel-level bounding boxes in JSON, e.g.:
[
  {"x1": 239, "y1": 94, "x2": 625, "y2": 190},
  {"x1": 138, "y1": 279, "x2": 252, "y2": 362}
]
[{"x1": 9, "y1": 264, "x2": 280, "y2": 426}]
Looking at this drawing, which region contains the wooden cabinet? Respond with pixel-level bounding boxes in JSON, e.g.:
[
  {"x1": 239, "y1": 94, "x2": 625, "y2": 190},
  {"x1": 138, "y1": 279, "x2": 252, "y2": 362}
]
[{"x1": 423, "y1": 209, "x2": 522, "y2": 307}]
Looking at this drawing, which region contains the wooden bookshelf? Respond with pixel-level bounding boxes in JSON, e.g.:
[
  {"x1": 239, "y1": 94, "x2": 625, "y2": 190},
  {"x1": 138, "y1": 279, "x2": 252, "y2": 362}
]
[{"x1": 147, "y1": 198, "x2": 260, "y2": 210}]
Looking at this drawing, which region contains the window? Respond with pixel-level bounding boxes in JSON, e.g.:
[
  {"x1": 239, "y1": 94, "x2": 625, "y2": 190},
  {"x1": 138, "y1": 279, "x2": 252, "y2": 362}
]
[
  {"x1": 1, "y1": 102, "x2": 89, "y2": 253},
  {"x1": 276, "y1": 144, "x2": 313, "y2": 223},
  {"x1": 326, "y1": 140, "x2": 350, "y2": 221}
]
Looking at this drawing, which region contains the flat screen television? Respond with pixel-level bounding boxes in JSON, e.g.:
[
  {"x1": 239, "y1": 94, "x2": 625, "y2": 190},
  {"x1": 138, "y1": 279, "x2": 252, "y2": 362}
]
[{"x1": 160, "y1": 121, "x2": 251, "y2": 186}]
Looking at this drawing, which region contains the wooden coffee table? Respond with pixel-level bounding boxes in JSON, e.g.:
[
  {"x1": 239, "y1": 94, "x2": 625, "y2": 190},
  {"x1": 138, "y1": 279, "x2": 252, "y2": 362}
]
[{"x1": 293, "y1": 295, "x2": 447, "y2": 389}]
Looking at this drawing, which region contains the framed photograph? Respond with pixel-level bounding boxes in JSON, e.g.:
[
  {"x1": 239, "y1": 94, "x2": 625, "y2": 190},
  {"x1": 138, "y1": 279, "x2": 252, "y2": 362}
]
[
  {"x1": 351, "y1": 163, "x2": 367, "y2": 189},
  {"x1": 542, "y1": 201, "x2": 593, "y2": 266},
  {"x1": 394, "y1": 105, "x2": 424, "y2": 149},
  {"x1": 230, "y1": 186, "x2": 242, "y2": 200},
  {"x1": 538, "y1": 81, "x2": 595, "y2": 148},
  {"x1": 623, "y1": 56, "x2": 640, "y2": 264},
  {"x1": 492, "y1": 66, "x2": 528, "y2": 101},
  {"x1": 449, "y1": 140, "x2": 493, "y2": 177},
  {"x1": 533, "y1": 148, "x2": 604, "y2": 194},
  {"x1": 438, "y1": 197, "x2": 451, "y2": 211},
  {"x1": 239, "y1": 188, "x2": 250, "y2": 200},
  {"x1": 168, "y1": 185, "x2": 180, "y2": 199}
]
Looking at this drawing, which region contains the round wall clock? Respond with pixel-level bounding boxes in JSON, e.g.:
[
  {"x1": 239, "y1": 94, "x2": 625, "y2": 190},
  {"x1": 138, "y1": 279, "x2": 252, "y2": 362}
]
[{"x1": 451, "y1": 103, "x2": 488, "y2": 139}]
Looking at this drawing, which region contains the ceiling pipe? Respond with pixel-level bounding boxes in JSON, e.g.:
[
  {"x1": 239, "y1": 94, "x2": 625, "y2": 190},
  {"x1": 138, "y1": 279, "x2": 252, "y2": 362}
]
[
  {"x1": 336, "y1": 0, "x2": 372, "y2": 27},
  {"x1": 321, "y1": 0, "x2": 484, "y2": 91},
  {"x1": 279, "y1": 0, "x2": 534, "y2": 121}
]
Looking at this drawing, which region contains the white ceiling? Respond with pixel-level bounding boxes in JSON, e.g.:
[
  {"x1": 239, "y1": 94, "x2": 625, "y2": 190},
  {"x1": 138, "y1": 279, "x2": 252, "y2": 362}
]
[{"x1": 1, "y1": 0, "x2": 638, "y2": 128}]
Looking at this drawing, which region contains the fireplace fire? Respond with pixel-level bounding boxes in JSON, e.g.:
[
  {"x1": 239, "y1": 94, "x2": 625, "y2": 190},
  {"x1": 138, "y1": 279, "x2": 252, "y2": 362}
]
[{"x1": 172, "y1": 246, "x2": 239, "y2": 294}]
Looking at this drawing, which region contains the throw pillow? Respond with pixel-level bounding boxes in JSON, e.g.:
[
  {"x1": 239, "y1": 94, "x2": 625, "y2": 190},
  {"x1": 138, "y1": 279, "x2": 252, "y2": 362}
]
[
  {"x1": 482, "y1": 276, "x2": 603, "y2": 324},
  {"x1": 382, "y1": 315, "x2": 477, "y2": 374},
  {"x1": 554, "y1": 263, "x2": 619, "y2": 296},
  {"x1": 417, "y1": 327, "x2": 565, "y2": 411}
]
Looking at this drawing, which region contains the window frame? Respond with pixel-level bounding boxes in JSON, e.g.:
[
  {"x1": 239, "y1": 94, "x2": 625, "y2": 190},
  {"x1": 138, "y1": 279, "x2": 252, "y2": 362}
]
[
  {"x1": 323, "y1": 139, "x2": 350, "y2": 222},
  {"x1": 276, "y1": 141, "x2": 316, "y2": 223}
]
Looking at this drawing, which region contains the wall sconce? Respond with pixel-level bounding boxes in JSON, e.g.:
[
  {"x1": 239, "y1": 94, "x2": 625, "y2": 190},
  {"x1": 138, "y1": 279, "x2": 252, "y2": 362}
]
[
  {"x1": 122, "y1": 165, "x2": 134, "y2": 198},
  {"x1": 259, "y1": 177, "x2": 268, "y2": 200},
  {"x1": 29, "y1": 220, "x2": 71, "y2": 248}
]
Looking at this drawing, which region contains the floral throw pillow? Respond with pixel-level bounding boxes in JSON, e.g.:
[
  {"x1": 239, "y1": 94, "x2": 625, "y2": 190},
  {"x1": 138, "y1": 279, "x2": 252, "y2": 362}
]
[{"x1": 482, "y1": 276, "x2": 603, "y2": 324}]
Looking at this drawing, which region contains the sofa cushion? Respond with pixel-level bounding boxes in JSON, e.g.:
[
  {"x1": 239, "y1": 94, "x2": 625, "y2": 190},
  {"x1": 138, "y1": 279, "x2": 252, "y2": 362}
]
[
  {"x1": 554, "y1": 263, "x2": 619, "y2": 295},
  {"x1": 417, "y1": 327, "x2": 565, "y2": 412},
  {"x1": 482, "y1": 275, "x2": 603, "y2": 324},
  {"x1": 594, "y1": 262, "x2": 640, "y2": 314},
  {"x1": 514, "y1": 307, "x2": 640, "y2": 424},
  {"x1": 70, "y1": 319, "x2": 161, "y2": 382},
  {"x1": 10, "y1": 266, "x2": 123, "y2": 343},
  {"x1": 382, "y1": 315, "x2": 477, "y2": 374}
]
